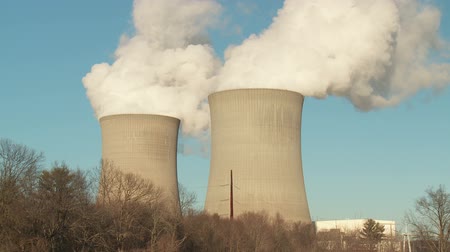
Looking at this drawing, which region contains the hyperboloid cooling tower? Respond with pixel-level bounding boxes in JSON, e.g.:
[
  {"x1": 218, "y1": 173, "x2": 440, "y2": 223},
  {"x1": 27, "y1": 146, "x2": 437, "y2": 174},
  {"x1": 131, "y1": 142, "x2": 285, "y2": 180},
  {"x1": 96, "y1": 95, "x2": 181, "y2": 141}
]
[
  {"x1": 204, "y1": 89, "x2": 311, "y2": 223},
  {"x1": 100, "y1": 114, "x2": 180, "y2": 211}
]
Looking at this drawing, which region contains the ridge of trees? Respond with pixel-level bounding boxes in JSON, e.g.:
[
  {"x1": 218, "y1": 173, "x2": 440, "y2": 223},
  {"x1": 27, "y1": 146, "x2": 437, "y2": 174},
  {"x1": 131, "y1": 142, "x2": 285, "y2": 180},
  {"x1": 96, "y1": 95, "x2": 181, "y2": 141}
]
[
  {"x1": 2, "y1": 138, "x2": 449, "y2": 251},
  {"x1": 0, "y1": 139, "x2": 315, "y2": 251}
]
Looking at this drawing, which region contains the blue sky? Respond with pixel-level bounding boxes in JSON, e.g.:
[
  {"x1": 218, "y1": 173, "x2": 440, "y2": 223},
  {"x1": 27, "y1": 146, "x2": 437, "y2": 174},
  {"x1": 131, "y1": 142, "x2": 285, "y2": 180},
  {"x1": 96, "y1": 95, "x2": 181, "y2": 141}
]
[{"x1": 1, "y1": 0, "x2": 449, "y2": 228}]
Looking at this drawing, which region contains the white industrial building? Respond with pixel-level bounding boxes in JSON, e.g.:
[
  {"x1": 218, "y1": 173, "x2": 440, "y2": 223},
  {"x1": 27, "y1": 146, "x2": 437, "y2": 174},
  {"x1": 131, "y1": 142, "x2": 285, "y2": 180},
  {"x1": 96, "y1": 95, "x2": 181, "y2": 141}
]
[
  {"x1": 314, "y1": 219, "x2": 398, "y2": 251},
  {"x1": 314, "y1": 219, "x2": 396, "y2": 237}
]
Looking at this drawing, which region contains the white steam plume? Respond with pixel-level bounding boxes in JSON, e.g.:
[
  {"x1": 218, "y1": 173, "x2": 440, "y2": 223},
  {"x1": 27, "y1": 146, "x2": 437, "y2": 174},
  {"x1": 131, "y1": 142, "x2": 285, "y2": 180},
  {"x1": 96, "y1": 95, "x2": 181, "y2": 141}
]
[
  {"x1": 83, "y1": 0, "x2": 221, "y2": 134},
  {"x1": 84, "y1": 0, "x2": 450, "y2": 136},
  {"x1": 217, "y1": 0, "x2": 450, "y2": 110}
]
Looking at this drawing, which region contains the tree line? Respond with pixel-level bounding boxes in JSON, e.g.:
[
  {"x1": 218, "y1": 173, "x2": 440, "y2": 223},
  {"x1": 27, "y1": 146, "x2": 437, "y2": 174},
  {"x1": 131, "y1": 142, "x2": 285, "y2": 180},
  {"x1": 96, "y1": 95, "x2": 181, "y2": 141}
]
[
  {"x1": 1, "y1": 138, "x2": 449, "y2": 251},
  {"x1": 0, "y1": 138, "x2": 315, "y2": 251}
]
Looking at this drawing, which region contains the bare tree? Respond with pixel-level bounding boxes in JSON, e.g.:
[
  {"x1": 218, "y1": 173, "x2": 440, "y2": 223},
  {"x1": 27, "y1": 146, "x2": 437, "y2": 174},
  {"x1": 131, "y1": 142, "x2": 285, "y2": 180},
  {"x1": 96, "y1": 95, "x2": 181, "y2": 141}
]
[
  {"x1": 0, "y1": 139, "x2": 44, "y2": 189},
  {"x1": 269, "y1": 214, "x2": 291, "y2": 251},
  {"x1": 179, "y1": 183, "x2": 197, "y2": 216},
  {"x1": 237, "y1": 211, "x2": 272, "y2": 251},
  {"x1": 181, "y1": 212, "x2": 239, "y2": 251},
  {"x1": 0, "y1": 138, "x2": 44, "y2": 251},
  {"x1": 316, "y1": 229, "x2": 344, "y2": 251},
  {"x1": 407, "y1": 185, "x2": 450, "y2": 252},
  {"x1": 289, "y1": 221, "x2": 316, "y2": 251},
  {"x1": 31, "y1": 163, "x2": 91, "y2": 251},
  {"x1": 96, "y1": 160, "x2": 185, "y2": 251}
]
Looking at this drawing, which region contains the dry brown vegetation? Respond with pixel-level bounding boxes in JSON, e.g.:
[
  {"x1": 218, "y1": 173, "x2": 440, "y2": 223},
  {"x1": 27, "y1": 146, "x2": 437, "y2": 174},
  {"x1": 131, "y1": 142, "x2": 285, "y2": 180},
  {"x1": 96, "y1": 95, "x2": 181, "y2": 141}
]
[
  {"x1": 0, "y1": 139, "x2": 316, "y2": 252},
  {"x1": 3, "y1": 138, "x2": 446, "y2": 251}
]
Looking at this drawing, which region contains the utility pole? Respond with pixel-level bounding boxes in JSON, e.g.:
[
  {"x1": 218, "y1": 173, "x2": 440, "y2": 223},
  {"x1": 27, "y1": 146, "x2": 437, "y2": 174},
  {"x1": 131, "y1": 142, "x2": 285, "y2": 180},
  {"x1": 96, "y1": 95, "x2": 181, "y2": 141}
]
[
  {"x1": 403, "y1": 225, "x2": 412, "y2": 252},
  {"x1": 230, "y1": 170, "x2": 234, "y2": 219}
]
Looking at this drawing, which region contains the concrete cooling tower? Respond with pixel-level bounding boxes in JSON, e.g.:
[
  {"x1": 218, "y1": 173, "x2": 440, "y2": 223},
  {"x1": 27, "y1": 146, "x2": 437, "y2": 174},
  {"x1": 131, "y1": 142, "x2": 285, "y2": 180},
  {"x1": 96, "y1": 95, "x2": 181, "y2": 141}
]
[
  {"x1": 100, "y1": 114, "x2": 180, "y2": 211},
  {"x1": 204, "y1": 89, "x2": 311, "y2": 223}
]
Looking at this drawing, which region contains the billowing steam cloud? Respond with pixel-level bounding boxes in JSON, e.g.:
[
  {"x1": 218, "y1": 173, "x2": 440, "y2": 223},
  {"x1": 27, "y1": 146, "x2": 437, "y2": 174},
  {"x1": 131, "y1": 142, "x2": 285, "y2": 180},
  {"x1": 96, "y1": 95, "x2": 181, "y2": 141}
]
[
  {"x1": 84, "y1": 0, "x2": 450, "y2": 135},
  {"x1": 218, "y1": 0, "x2": 450, "y2": 110},
  {"x1": 83, "y1": 0, "x2": 221, "y2": 134}
]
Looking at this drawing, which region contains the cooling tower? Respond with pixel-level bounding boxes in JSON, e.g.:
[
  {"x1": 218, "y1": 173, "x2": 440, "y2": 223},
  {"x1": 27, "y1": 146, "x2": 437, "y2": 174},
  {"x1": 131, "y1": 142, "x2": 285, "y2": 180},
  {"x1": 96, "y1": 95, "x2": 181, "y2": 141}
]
[
  {"x1": 204, "y1": 89, "x2": 311, "y2": 223},
  {"x1": 100, "y1": 114, "x2": 180, "y2": 211}
]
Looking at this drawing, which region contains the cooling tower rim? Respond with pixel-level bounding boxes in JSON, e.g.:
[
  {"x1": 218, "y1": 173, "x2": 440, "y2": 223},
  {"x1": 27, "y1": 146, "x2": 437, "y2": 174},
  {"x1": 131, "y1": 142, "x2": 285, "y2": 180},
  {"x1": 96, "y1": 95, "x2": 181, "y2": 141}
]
[
  {"x1": 208, "y1": 88, "x2": 304, "y2": 99},
  {"x1": 99, "y1": 113, "x2": 180, "y2": 123}
]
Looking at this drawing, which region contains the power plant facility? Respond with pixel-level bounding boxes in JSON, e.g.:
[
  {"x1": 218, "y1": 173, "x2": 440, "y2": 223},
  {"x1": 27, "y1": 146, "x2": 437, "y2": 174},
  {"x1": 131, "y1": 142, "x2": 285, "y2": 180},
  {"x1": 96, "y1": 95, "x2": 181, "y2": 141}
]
[
  {"x1": 204, "y1": 89, "x2": 311, "y2": 223},
  {"x1": 100, "y1": 114, "x2": 181, "y2": 211},
  {"x1": 315, "y1": 219, "x2": 396, "y2": 237}
]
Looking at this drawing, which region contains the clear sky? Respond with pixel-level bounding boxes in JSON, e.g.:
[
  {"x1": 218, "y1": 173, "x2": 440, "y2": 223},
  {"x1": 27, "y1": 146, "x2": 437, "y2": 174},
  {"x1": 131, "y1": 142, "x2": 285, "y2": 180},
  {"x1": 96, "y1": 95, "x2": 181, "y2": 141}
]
[{"x1": 1, "y1": 0, "x2": 449, "y2": 229}]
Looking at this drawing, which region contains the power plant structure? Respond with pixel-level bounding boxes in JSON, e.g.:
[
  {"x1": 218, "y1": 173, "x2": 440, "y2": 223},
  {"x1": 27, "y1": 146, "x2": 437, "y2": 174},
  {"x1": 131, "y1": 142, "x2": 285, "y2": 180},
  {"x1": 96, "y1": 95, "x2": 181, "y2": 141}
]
[
  {"x1": 204, "y1": 89, "x2": 311, "y2": 223},
  {"x1": 99, "y1": 114, "x2": 181, "y2": 212}
]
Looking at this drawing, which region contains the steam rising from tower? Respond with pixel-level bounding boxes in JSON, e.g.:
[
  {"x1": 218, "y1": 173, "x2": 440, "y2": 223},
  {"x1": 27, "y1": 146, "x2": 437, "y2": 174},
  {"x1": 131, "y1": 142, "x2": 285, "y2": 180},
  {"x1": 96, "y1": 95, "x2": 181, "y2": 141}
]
[
  {"x1": 83, "y1": 0, "x2": 221, "y2": 135},
  {"x1": 84, "y1": 0, "x2": 450, "y2": 133},
  {"x1": 218, "y1": 0, "x2": 450, "y2": 110},
  {"x1": 205, "y1": 89, "x2": 311, "y2": 222}
]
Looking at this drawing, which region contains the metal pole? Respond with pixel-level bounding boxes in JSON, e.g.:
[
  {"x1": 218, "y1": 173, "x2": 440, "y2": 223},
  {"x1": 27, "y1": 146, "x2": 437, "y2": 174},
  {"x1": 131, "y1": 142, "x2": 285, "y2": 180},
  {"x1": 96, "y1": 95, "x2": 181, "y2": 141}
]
[
  {"x1": 230, "y1": 170, "x2": 234, "y2": 219},
  {"x1": 403, "y1": 234, "x2": 406, "y2": 252}
]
